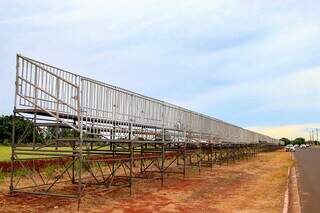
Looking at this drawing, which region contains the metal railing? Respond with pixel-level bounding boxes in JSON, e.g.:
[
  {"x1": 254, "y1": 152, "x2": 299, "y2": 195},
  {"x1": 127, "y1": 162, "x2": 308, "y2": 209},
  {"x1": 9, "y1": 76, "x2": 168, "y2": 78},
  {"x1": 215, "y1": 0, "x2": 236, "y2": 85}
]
[{"x1": 15, "y1": 54, "x2": 278, "y2": 144}]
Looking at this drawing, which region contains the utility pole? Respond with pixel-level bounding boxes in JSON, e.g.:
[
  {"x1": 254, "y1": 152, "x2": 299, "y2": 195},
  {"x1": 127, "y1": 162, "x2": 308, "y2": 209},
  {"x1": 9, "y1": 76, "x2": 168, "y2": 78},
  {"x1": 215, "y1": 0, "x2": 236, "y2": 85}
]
[
  {"x1": 310, "y1": 130, "x2": 312, "y2": 141},
  {"x1": 312, "y1": 130, "x2": 314, "y2": 141}
]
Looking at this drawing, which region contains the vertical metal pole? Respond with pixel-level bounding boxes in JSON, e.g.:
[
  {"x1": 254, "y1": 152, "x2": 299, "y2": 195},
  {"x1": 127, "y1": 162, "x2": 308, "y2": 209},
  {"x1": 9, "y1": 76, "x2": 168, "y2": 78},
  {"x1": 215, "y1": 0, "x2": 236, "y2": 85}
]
[
  {"x1": 111, "y1": 125, "x2": 115, "y2": 180},
  {"x1": 77, "y1": 80, "x2": 83, "y2": 211},
  {"x1": 189, "y1": 142, "x2": 192, "y2": 165},
  {"x1": 219, "y1": 144, "x2": 222, "y2": 165},
  {"x1": 312, "y1": 129, "x2": 315, "y2": 143},
  {"x1": 252, "y1": 144, "x2": 255, "y2": 157},
  {"x1": 140, "y1": 143, "x2": 144, "y2": 174},
  {"x1": 10, "y1": 112, "x2": 16, "y2": 194},
  {"x1": 177, "y1": 145, "x2": 180, "y2": 166},
  {"x1": 112, "y1": 142, "x2": 115, "y2": 177},
  {"x1": 10, "y1": 54, "x2": 19, "y2": 194},
  {"x1": 72, "y1": 143, "x2": 75, "y2": 184},
  {"x1": 72, "y1": 120, "x2": 76, "y2": 184},
  {"x1": 183, "y1": 143, "x2": 186, "y2": 178},
  {"x1": 32, "y1": 113, "x2": 37, "y2": 150},
  {"x1": 232, "y1": 145, "x2": 235, "y2": 162},
  {"x1": 129, "y1": 141, "x2": 133, "y2": 195},
  {"x1": 211, "y1": 143, "x2": 214, "y2": 170},
  {"x1": 129, "y1": 122, "x2": 133, "y2": 194},
  {"x1": 256, "y1": 144, "x2": 258, "y2": 156},
  {"x1": 309, "y1": 130, "x2": 312, "y2": 142},
  {"x1": 161, "y1": 104, "x2": 165, "y2": 185},
  {"x1": 32, "y1": 66, "x2": 38, "y2": 150},
  {"x1": 226, "y1": 145, "x2": 229, "y2": 165},
  {"x1": 161, "y1": 142, "x2": 165, "y2": 186},
  {"x1": 198, "y1": 143, "x2": 201, "y2": 175},
  {"x1": 241, "y1": 144, "x2": 247, "y2": 159},
  {"x1": 55, "y1": 77, "x2": 60, "y2": 150},
  {"x1": 235, "y1": 145, "x2": 238, "y2": 161},
  {"x1": 198, "y1": 133, "x2": 201, "y2": 174},
  {"x1": 242, "y1": 145, "x2": 244, "y2": 159}
]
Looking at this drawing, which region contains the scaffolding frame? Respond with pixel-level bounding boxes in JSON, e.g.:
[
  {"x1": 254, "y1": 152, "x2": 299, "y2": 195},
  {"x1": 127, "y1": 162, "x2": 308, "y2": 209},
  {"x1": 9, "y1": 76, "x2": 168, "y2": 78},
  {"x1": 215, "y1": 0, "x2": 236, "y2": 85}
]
[{"x1": 10, "y1": 54, "x2": 279, "y2": 208}]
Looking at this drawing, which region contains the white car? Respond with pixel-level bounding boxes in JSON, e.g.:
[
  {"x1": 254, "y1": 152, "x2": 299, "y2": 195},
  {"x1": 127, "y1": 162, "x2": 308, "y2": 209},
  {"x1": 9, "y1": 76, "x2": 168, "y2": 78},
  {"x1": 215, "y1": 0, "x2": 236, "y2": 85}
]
[
  {"x1": 300, "y1": 144, "x2": 307, "y2": 148},
  {"x1": 285, "y1": 144, "x2": 295, "y2": 152},
  {"x1": 290, "y1": 147, "x2": 296, "y2": 152}
]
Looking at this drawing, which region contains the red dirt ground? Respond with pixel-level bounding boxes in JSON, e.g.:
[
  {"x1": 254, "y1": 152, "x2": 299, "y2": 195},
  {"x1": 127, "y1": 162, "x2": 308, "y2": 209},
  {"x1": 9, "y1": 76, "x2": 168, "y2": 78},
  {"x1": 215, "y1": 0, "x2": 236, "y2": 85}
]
[{"x1": 0, "y1": 151, "x2": 292, "y2": 213}]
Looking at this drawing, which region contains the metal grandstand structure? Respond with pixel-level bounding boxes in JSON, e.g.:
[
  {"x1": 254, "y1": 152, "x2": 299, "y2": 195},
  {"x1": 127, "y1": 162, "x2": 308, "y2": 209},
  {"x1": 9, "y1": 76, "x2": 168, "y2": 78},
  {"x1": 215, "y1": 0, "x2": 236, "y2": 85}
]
[{"x1": 10, "y1": 54, "x2": 279, "y2": 207}]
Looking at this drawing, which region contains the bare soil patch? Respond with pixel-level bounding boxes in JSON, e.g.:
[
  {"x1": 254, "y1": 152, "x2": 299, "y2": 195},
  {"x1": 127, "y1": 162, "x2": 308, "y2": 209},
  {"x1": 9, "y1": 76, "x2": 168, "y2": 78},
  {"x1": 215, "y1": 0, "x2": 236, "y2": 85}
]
[{"x1": 0, "y1": 151, "x2": 292, "y2": 213}]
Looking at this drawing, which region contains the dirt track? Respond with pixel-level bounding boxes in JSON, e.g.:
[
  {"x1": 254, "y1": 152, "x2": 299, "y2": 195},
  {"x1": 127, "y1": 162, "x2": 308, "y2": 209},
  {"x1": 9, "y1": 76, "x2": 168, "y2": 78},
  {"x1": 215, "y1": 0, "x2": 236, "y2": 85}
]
[{"x1": 0, "y1": 151, "x2": 292, "y2": 213}]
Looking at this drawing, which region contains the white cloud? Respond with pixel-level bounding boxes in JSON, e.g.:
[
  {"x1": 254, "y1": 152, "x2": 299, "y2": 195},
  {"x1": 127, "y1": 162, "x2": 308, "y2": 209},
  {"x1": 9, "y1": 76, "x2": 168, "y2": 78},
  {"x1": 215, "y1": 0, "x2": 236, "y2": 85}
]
[
  {"x1": 0, "y1": 0, "x2": 320, "y2": 140},
  {"x1": 173, "y1": 66, "x2": 320, "y2": 112},
  {"x1": 248, "y1": 123, "x2": 320, "y2": 140}
]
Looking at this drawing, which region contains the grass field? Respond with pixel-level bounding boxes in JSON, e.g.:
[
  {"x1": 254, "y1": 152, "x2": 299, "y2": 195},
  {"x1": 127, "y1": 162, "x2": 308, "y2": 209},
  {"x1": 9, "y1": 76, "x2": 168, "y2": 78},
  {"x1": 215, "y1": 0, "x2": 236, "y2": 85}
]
[
  {"x1": 0, "y1": 145, "x2": 111, "y2": 162},
  {"x1": 0, "y1": 146, "x2": 11, "y2": 162},
  {"x1": 0, "y1": 146, "x2": 75, "y2": 162}
]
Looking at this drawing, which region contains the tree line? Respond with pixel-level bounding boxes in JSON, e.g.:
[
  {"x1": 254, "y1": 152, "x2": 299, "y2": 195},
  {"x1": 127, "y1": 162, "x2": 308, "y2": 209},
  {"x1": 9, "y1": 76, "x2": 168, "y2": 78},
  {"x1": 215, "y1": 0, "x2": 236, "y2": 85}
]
[
  {"x1": 0, "y1": 115, "x2": 76, "y2": 145},
  {"x1": 280, "y1": 137, "x2": 308, "y2": 146}
]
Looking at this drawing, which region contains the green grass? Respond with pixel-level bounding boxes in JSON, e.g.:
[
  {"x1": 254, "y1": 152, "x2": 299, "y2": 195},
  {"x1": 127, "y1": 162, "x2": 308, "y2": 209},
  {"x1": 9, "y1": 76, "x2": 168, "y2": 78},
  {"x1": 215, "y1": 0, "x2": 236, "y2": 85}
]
[
  {"x1": 0, "y1": 145, "x2": 75, "y2": 162},
  {"x1": 0, "y1": 145, "x2": 11, "y2": 162},
  {"x1": 0, "y1": 145, "x2": 112, "y2": 162}
]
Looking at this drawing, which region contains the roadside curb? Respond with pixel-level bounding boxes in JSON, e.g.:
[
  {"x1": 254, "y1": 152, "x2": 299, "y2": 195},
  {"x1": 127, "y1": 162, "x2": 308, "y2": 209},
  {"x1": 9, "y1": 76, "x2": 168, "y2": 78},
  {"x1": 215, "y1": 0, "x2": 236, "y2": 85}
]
[
  {"x1": 282, "y1": 167, "x2": 290, "y2": 213},
  {"x1": 283, "y1": 166, "x2": 302, "y2": 213},
  {"x1": 291, "y1": 167, "x2": 302, "y2": 213}
]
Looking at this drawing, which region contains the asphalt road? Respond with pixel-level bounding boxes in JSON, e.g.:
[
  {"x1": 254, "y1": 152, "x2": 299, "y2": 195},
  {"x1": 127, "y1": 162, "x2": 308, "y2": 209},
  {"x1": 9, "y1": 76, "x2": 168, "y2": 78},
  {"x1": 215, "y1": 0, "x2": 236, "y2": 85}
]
[{"x1": 294, "y1": 147, "x2": 320, "y2": 213}]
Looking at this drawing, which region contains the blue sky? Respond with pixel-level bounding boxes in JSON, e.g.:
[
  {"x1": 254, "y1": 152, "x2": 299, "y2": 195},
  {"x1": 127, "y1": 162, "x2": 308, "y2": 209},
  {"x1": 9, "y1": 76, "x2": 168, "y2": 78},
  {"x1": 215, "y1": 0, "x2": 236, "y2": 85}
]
[{"x1": 0, "y1": 0, "x2": 320, "y2": 139}]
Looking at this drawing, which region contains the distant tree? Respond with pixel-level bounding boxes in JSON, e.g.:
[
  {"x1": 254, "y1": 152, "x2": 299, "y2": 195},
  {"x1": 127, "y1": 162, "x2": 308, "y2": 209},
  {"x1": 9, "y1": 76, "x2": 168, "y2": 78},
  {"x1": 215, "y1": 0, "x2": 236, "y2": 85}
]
[
  {"x1": 58, "y1": 128, "x2": 78, "y2": 138},
  {"x1": 44, "y1": 127, "x2": 79, "y2": 140},
  {"x1": 0, "y1": 115, "x2": 43, "y2": 145},
  {"x1": 280, "y1": 137, "x2": 291, "y2": 145},
  {"x1": 0, "y1": 115, "x2": 11, "y2": 144},
  {"x1": 292, "y1": 137, "x2": 305, "y2": 145}
]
